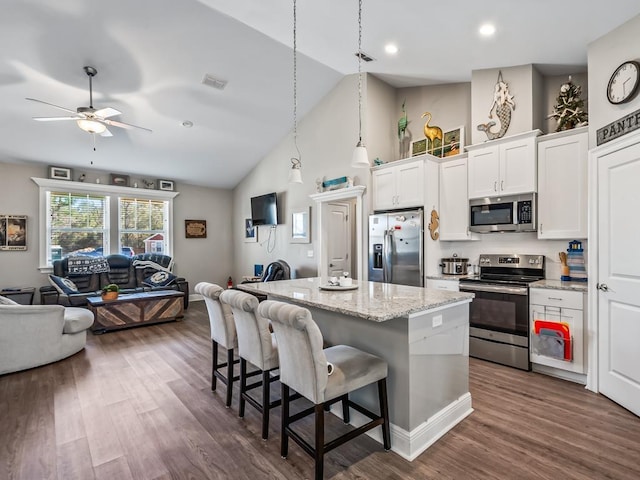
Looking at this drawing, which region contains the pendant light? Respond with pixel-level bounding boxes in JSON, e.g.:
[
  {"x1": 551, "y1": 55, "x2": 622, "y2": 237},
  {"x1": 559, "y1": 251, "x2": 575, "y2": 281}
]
[
  {"x1": 288, "y1": 0, "x2": 303, "y2": 184},
  {"x1": 351, "y1": 0, "x2": 369, "y2": 168}
]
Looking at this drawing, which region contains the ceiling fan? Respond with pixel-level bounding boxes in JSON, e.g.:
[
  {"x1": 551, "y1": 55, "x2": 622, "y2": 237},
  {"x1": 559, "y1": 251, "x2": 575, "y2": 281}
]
[{"x1": 26, "y1": 66, "x2": 152, "y2": 137}]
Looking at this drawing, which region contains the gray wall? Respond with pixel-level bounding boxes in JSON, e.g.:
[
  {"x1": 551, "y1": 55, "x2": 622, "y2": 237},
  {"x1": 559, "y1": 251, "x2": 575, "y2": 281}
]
[
  {"x1": 587, "y1": 14, "x2": 640, "y2": 148},
  {"x1": 0, "y1": 160, "x2": 233, "y2": 300},
  {"x1": 231, "y1": 74, "x2": 397, "y2": 281}
]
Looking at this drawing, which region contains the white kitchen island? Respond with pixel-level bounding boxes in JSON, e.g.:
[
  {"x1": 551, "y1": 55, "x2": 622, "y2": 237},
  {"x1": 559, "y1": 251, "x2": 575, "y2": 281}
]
[{"x1": 238, "y1": 277, "x2": 474, "y2": 460}]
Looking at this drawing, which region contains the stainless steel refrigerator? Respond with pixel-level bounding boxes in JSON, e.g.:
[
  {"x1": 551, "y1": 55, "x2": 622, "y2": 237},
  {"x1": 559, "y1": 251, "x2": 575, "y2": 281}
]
[{"x1": 368, "y1": 209, "x2": 423, "y2": 287}]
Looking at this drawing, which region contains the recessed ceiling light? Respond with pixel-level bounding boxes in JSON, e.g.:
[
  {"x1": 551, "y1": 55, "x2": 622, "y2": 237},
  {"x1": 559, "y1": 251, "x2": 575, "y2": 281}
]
[
  {"x1": 182, "y1": 120, "x2": 193, "y2": 128},
  {"x1": 384, "y1": 43, "x2": 398, "y2": 55},
  {"x1": 479, "y1": 23, "x2": 496, "y2": 37}
]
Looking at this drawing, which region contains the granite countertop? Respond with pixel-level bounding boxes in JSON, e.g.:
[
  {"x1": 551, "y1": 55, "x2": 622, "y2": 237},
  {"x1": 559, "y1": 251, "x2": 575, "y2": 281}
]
[
  {"x1": 529, "y1": 279, "x2": 588, "y2": 292},
  {"x1": 238, "y1": 277, "x2": 474, "y2": 322}
]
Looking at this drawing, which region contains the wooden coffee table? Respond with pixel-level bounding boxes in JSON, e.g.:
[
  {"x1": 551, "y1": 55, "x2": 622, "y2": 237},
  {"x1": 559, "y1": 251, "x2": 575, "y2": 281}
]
[{"x1": 87, "y1": 290, "x2": 185, "y2": 334}]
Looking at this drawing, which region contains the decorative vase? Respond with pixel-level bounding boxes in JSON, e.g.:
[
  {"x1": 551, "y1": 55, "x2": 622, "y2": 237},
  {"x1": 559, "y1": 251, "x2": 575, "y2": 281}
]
[{"x1": 101, "y1": 291, "x2": 119, "y2": 301}]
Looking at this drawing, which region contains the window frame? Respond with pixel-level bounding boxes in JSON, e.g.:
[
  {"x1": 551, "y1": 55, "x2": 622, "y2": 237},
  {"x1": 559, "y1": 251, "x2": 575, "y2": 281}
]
[
  {"x1": 118, "y1": 197, "x2": 171, "y2": 257},
  {"x1": 33, "y1": 177, "x2": 178, "y2": 271}
]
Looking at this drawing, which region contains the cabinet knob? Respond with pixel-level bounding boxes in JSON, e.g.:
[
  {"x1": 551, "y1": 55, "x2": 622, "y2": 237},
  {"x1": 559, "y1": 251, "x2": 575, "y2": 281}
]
[{"x1": 501, "y1": 180, "x2": 504, "y2": 191}]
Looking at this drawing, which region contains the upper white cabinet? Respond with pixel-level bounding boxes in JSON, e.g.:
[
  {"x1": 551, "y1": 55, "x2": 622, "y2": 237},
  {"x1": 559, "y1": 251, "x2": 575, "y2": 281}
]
[
  {"x1": 467, "y1": 130, "x2": 541, "y2": 199},
  {"x1": 537, "y1": 127, "x2": 588, "y2": 239},
  {"x1": 372, "y1": 157, "x2": 424, "y2": 211},
  {"x1": 439, "y1": 155, "x2": 474, "y2": 240}
]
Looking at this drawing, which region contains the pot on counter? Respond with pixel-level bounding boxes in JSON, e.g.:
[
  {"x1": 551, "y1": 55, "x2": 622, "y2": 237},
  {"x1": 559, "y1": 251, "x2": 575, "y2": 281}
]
[{"x1": 439, "y1": 255, "x2": 469, "y2": 275}]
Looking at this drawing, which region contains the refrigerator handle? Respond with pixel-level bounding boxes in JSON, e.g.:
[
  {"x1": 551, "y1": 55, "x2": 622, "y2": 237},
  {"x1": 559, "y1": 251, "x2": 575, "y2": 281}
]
[{"x1": 383, "y1": 229, "x2": 393, "y2": 283}]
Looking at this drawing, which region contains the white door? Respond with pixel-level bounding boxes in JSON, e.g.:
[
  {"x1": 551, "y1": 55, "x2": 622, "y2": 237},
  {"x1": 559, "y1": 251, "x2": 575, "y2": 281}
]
[
  {"x1": 598, "y1": 139, "x2": 640, "y2": 417},
  {"x1": 327, "y1": 202, "x2": 350, "y2": 277},
  {"x1": 396, "y1": 160, "x2": 424, "y2": 208},
  {"x1": 467, "y1": 146, "x2": 500, "y2": 198},
  {"x1": 499, "y1": 136, "x2": 536, "y2": 195},
  {"x1": 372, "y1": 168, "x2": 396, "y2": 211},
  {"x1": 440, "y1": 157, "x2": 472, "y2": 240}
]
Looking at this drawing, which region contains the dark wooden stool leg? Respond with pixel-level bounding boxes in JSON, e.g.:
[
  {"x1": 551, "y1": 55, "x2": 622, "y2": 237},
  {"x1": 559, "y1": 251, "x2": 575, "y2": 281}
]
[
  {"x1": 281, "y1": 384, "x2": 290, "y2": 458},
  {"x1": 314, "y1": 403, "x2": 325, "y2": 480},
  {"x1": 225, "y1": 347, "x2": 234, "y2": 408},
  {"x1": 239, "y1": 358, "x2": 247, "y2": 417},
  {"x1": 211, "y1": 340, "x2": 218, "y2": 391},
  {"x1": 262, "y1": 370, "x2": 270, "y2": 440},
  {"x1": 341, "y1": 394, "x2": 350, "y2": 423},
  {"x1": 378, "y1": 379, "x2": 391, "y2": 450}
]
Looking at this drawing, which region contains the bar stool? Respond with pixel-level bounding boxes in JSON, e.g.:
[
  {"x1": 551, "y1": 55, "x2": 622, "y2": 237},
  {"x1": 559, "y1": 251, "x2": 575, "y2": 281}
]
[
  {"x1": 258, "y1": 300, "x2": 391, "y2": 480},
  {"x1": 194, "y1": 282, "x2": 239, "y2": 408},
  {"x1": 220, "y1": 289, "x2": 280, "y2": 439}
]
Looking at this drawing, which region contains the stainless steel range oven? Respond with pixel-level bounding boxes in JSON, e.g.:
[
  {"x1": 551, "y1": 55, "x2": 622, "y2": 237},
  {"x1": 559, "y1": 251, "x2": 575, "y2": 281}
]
[{"x1": 459, "y1": 254, "x2": 545, "y2": 371}]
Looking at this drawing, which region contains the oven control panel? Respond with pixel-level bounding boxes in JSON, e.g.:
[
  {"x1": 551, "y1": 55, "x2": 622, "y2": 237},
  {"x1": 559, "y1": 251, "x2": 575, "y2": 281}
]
[{"x1": 478, "y1": 254, "x2": 545, "y2": 269}]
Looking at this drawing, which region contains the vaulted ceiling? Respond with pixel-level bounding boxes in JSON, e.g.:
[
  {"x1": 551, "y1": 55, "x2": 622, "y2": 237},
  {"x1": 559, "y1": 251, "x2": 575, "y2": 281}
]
[{"x1": 2, "y1": 0, "x2": 639, "y2": 188}]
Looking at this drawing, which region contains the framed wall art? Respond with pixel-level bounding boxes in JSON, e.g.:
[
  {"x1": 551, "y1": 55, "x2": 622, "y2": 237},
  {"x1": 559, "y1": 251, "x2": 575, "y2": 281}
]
[
  {"x1": 290, "y1": 207, "x2": 310, "y2": 244},
  {"x1": 49, "y1": 166, "x2": 73, "y2": 181},
  {"x1": 158, "y1": 179, "x2": 174, "y2": 191},
  {"x1": 410, "y1": 138, "x2": 427, "y2": 157},
  {"x1": 244, "y1": 218, "x2": 257, "y2": 243},
  {"x1": 185, "y1": 219, "x2": 207, "y2": 239},
  {"x1": 443, "y1": 126, "x2": 465, "y2": 157},
  {"x1": 0, "y1": 215, "x2": 27, "y2": 251},
  {"x1": 110, "y1": 174, "x2": 130, "y2": 187}
]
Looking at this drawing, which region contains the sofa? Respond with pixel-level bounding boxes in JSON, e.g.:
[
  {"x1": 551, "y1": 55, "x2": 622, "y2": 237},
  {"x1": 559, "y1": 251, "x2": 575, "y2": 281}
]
[
  {"x1": 40, "y1": 253, "x2": 189, "y2": 309},
  {"x1": 0, "y1": 296, "x2": 94, "y2": 375}
]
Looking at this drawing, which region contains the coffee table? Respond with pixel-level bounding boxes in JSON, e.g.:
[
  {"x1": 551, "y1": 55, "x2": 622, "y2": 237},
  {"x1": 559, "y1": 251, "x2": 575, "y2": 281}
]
[{"x1": 87, "y1": 290, "x2": 185, "y2": 334}]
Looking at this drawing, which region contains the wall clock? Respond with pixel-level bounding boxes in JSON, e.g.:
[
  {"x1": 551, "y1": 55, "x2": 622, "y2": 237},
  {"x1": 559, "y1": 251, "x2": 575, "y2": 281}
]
[{"x1": 607, "y1": 60, "x2": 640, "y2": 105}]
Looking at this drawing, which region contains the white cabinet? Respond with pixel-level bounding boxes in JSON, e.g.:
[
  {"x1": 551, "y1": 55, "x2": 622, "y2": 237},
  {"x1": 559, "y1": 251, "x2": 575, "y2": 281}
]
[
  {"x1": 467, "y1": 130, "x2": 540, "y2": 199},
  {"x1": 372, "y1": 158, "x2": 424, "y2": 211},
  {"x1": 530, "y1": 288, "x2": 586, "y2": 375},
  {"x1": 439, "y1": 156, "x2": 474, "y2": 240},
  {"x1": 426, "y1": 278, "x2": 459, "y2": 292},
  {"x1": 537, "y1": 127, "x2": 588, "y2": 239}
]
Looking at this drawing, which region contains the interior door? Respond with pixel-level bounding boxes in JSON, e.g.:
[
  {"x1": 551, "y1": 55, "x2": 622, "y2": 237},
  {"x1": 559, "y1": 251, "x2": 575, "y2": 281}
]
[
  {"x1": 598, "y1": 138, "x2": 640, "y2": 417},
  {"x1": 327, "y1": 202, "x2": 350, "y2": 278}
]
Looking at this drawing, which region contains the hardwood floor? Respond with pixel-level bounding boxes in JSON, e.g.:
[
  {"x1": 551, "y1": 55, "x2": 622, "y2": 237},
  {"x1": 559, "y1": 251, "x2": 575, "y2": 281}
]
[{"x1": 1, "y1": 301, "x2": 639, "y2": 479}]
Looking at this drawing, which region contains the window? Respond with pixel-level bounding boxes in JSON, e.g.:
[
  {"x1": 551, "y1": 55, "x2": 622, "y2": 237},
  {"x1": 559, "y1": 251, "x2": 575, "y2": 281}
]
[
  {"x1": 34, "y1": 177, "x2": 177, "y2": 270},
  {"x1": 47, "y1": 191, "x2": 109, "y2": 263},
  {"x1": 119, "y1": 198, "x2": 169, "y2": 256}
]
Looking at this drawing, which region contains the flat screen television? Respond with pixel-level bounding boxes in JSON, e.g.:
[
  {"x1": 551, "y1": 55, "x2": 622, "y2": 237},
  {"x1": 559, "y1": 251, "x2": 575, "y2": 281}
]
[{"x1": 251, "y1": 192, "x2": 278, "y2": 225}]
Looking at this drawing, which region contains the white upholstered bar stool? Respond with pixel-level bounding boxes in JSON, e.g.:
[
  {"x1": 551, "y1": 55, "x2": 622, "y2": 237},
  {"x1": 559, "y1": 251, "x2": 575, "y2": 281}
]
[
  {"x1": 194, "y1": 282, "x2": 239, "y2": 408},
  {"x1": 220, "y1": 289, "x2": 281, "y2": 439},
  {"x1": 258, "y1": 300, "x2": 391, "y2": 480}
]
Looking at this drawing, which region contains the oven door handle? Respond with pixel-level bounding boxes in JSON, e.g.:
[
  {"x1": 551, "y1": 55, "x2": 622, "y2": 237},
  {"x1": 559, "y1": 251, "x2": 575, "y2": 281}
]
[{"x1": 460, "y1": 284, "x2": 528, "y2": 296}]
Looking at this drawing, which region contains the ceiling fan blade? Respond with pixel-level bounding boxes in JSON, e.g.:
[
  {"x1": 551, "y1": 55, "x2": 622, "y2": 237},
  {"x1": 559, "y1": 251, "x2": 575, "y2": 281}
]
[
  {"x1": 94, "y1": 107, "x2": 121, "y2": 118},
  {"x1": 33, "y1": 116, "x2": 82, "y2": 121},
  {"x1": 103, "y1": 118, "x2": 152, "y2": 133},
  {"x1": 100, "y1": 127, "x2": 113, "y2": 137},
  {"x1": 26, "y1": 97, "x2": 78, "y2": 115}
]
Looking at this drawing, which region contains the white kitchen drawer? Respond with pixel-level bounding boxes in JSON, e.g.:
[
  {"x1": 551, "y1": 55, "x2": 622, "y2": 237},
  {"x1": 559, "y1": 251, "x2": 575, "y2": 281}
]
[
  {"x1": 426, "y1": 279, "x2": 459, "y2": 292},
  {"x1": 530, "y1": 288, "x2": 583, "y2": 310}
]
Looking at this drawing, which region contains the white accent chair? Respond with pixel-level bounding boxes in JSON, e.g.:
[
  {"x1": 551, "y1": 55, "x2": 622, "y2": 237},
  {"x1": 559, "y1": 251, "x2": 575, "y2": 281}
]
[
  {"x1": 0, "y1": 298, "x2": 94, "y2": 375},
  {"x1": 258, "y1": 300, "x2": 390, "y2": 480},
  {"x1": 220, "y1": 289, "x2": 281, "y2": 439},
  {"x1": 194, "y1": 282, "x2": 239, "y2": 407}
]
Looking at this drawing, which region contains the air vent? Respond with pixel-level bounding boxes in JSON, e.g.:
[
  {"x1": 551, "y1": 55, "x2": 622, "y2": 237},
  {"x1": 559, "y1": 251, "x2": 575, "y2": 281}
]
[
  {"x1": 355, "y1": 51, "x2": 375, "y2": 62},
  {"x1": 202, "y1": 74, "x2": 228, "y2": 90}
]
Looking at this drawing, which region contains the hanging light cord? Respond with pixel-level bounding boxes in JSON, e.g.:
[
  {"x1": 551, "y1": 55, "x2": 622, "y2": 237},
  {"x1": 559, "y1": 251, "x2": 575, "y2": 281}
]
[
  {"x1": 291, "y1": 0, "x2": 301, "y2": 167},
  {"x1": 357, "y1": 0, "x2": 363, "y2": 144}
]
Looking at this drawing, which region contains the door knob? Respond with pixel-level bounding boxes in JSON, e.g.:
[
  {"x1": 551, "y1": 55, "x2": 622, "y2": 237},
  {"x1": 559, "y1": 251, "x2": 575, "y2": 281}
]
[
  {"x1": 329, "y1": 263, "x2": 334, "y2": 267},
  {"x1": 596, "y1": 283, "x2": 609, "y2": 292}
]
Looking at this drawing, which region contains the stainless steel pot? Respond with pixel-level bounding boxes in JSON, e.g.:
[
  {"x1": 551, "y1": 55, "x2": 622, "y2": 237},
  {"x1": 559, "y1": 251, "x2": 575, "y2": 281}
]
[{"x1": 440, "y1": 256, "x2": 469, "y2": 275}]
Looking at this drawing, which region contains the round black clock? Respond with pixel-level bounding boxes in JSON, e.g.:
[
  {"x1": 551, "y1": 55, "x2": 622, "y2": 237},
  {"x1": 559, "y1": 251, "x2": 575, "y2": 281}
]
[{"x1": 607, "y1": 60, "x2": 640, "y2": 105}]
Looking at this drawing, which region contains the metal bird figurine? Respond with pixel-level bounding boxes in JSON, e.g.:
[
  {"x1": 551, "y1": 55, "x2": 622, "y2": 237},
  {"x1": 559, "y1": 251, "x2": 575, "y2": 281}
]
[{"x1": 398, "y1": 100, "x2": 408, "y2": 141}]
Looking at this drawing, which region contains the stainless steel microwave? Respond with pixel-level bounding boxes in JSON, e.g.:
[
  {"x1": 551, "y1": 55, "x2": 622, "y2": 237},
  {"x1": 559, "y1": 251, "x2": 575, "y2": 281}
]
[{"x1": 469, "y1": 193, "x2": 536, "y2": 233}]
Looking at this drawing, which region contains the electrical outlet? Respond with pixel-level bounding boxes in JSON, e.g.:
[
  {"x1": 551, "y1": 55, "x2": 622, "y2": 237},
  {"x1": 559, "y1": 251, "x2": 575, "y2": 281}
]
[
  {"x1": 307, "y1": 250, "x2": 314, "y2": 258},
  {"x1": 432, "y1": 315, "x2": 443, "y2": 328}
]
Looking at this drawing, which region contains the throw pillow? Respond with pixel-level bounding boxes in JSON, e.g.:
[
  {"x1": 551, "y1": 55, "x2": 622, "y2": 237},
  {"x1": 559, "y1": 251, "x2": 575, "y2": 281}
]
[
  {"x1": 143, "y1": 271, "x2": 177, "y2": 288},
  {"x1": 49, "y1": 275, "x2": 80, "y2": 295},
  {"x1": 0, "y1": 295, "x2": 19, "y2": 305}
]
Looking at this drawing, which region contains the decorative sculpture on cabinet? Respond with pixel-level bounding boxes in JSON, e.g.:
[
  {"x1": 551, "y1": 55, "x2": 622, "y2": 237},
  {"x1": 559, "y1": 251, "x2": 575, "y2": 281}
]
[
  {"x1": 421, "y1": 112, "x2": 443, "y2": 151},
  {"x1": 477, "y1": 71, "x2": 516, "y2": 140}
]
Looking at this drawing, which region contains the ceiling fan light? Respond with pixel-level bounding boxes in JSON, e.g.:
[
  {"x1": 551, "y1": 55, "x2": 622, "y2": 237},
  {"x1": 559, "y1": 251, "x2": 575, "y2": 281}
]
[{"x1": 77, "y1": 119, "x2": 106, "y2": 134}]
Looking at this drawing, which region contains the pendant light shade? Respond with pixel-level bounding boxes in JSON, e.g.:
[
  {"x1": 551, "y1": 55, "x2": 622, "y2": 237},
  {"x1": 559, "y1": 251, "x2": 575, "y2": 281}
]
[
  {"x1": 288, "y1": 157, "x2": 303, "y2": 184},
  {"x1": 350, "y1": 0, "x2": 369, "y2": 169},
  {"x1": 351, "y1": 140, "x2": 369, "y2": 168}
]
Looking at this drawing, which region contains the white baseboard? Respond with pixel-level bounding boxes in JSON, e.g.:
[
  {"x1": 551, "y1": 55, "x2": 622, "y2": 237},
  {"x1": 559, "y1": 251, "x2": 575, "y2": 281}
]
[
  {"x1": 330, "y1": 392, "x2": 473, "y2": 461},
  {"x1": 532, "y1": 363, "x2": 587, "y2": 385},
  {"x1": 189, "y1": 293, "x2": 203, "y2": 303}
]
